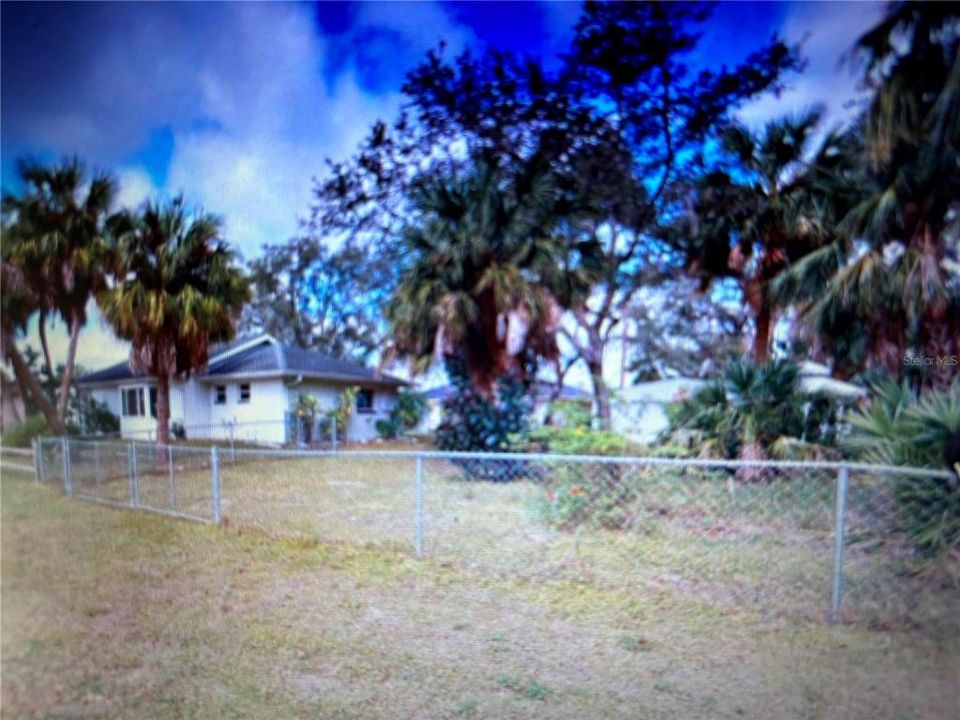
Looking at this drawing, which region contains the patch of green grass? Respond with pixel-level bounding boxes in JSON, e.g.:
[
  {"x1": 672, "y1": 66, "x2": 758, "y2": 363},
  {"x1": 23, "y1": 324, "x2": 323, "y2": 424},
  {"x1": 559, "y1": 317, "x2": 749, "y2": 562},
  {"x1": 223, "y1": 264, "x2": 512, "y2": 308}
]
[
  {"x1": 496, "y1": 674, "x2": 553, "y2": 701},
  {"x1": 617, "y1": 635, "x2": 653, "y2": 652},
  {"x1": 456, "y1": 696, "x2": 478, "y2": 718}
]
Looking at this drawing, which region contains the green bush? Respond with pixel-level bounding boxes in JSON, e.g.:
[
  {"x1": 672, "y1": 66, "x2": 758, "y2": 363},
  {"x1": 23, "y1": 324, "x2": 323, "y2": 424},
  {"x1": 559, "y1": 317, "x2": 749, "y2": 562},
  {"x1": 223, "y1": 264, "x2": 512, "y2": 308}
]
[
  {"x1": 547, "y1": 399, "x2": 591, "y2": 429},
  {"x1": 435, "y1": 358, "x2": 532, "y2": 481},
  {"x1": 667, "y1": 359, "x2": 842, "y2": 459},
  {"x1": 844, "y1": 380, "x2": 960, "y2": 555},
  {"x1": 435, "y1": 360, "x2": 530, "y2": 453},
  {"x1": 528, "y1": 426, "x2": 637, "y2": 456},
  {"x1": 70, "y1": 397, "x2": 120, "y2": 435},
  {"x1": 527, "y1": 426, "x2": 646, "y2": 529},
  {"x1": 375, "y1": 390, "x2": 427, "y2": 440},
  {"x1": 2, "y1": 414, "x2": 53, "y2": 447},
  {"x1": 375, "y1": 417, "x2": 400, "y2": 439}
]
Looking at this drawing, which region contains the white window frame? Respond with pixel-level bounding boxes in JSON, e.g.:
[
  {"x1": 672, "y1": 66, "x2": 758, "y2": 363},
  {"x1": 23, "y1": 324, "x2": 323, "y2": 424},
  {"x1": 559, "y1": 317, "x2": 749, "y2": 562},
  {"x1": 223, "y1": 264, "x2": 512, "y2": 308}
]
[
  {"x1": 120, "y1": 385, "x2": 156, "y2": 418},
  {"x1": 214, "y1": 385, "x2": 227, "y2": 405},
  {"x1": 239, "y1": 383, "x2": 251, "y2": 404}
]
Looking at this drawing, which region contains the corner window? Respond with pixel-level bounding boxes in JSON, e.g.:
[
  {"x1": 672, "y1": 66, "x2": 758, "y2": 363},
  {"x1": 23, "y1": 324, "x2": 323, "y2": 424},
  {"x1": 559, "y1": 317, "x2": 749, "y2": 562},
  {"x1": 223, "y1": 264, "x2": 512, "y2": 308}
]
[
  {"x1": 215, "y1": 385, "x2": 227, "y2": 404},
  {"x1": 356, "y1": 389, "x2": 374, "y2": 414},
  {"x1": 239, "y1": 383, "x2": 251, "y2": 403},
  {"x1": 121, "y1": 386, "x2": 156, "y2": 418}
]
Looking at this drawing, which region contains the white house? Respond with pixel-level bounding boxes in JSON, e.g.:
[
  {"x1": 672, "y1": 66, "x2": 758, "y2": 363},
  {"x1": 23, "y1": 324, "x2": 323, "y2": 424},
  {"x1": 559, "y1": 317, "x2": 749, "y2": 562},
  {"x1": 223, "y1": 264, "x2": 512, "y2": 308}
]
[{"x1": 76, "y1": 333, "x2": 408, "y2": 444}]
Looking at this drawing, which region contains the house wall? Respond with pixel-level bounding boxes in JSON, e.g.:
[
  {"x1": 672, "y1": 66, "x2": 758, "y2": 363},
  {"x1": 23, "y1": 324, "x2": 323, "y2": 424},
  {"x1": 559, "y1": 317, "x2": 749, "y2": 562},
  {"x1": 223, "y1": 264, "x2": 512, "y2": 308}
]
[
  {"x1": 204, "y1": 379, "x2": 288, "y2": 444},
  {"x1": 611, "y1": 401, "x2": 671, "y2": 444},
  {"x1": 89, "y1": 378, "x2": 399, "y2": 445},
  {"x1": 288, "y1": 381, "x2": 398, "y2": 443}
]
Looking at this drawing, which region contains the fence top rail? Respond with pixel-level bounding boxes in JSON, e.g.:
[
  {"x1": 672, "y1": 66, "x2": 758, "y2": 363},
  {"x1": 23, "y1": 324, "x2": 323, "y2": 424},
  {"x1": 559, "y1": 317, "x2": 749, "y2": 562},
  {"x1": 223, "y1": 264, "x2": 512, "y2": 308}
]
[{"x1": 39, "y1": 436, "x2": 954, "y2": 480}]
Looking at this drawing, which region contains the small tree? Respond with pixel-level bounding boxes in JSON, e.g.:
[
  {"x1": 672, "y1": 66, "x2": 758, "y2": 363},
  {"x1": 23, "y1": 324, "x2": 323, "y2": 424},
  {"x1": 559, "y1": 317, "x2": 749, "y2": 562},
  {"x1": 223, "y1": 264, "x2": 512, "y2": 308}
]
[{"x1": 326, "y1": 386, "x2": 358, "y2": 438}]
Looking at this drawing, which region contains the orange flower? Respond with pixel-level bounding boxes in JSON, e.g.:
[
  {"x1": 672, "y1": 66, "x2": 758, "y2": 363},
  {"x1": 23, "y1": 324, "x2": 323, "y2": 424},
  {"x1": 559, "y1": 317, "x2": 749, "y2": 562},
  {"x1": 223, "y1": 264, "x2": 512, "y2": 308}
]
[
  {"x1": 546, "y1": 491, "x2": 555, "y2": 502},
  {"x1": 570, "y1": 486, "x2": 584, "y2": 496}
]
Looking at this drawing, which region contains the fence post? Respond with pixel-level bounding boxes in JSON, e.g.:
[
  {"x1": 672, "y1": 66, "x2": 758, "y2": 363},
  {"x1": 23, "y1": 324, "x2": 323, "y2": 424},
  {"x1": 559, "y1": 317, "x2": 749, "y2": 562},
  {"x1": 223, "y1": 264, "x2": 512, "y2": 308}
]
[
  {"x1": 331, "y1": 420, "x2": 337, "y2": 452},
  {"x1": 168, "y1": 445, "x2": 177, "y2": 511},
  {"x1": 62, "y1": 437, "x2": 72, "y2": 496},
  {"x1": 94, "y1": 441, "x2": 101, "y2": 495},
  {"x1": 129, "y1": 443, "x2": 139, "y2": 507},
  {"x1": 32, "y1": 438, "x2": 41, "y2": 483},
  {"x1": 211, "y1": 446, "x2": 222, "y2": 524},
  {"x1": 830, "y1": 465, "x2": 849, "y2": 622},
  {"x1": 414, "y1": 455, "x2": 424, "y2": 558}
]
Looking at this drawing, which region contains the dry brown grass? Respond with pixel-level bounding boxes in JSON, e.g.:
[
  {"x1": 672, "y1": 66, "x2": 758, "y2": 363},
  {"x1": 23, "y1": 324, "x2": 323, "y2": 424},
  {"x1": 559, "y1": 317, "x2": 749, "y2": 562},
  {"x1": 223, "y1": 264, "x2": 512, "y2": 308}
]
[{"x1": 2, "y1": 467, "x2": 959, "y2": 719}]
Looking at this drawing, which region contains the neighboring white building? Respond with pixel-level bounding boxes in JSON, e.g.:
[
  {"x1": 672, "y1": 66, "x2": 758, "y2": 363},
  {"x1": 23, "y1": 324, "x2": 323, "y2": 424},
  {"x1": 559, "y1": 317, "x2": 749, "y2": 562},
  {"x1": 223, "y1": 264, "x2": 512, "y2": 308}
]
[
  {"x1": 76, "y1": 333, "x2": 407, "y2": 444},
  {"x1": 612, "y1": 363, "x2": 869, "y2": 444},
  {"x1": 612, "y1": 378, "x2": 707, "y2": 444}
]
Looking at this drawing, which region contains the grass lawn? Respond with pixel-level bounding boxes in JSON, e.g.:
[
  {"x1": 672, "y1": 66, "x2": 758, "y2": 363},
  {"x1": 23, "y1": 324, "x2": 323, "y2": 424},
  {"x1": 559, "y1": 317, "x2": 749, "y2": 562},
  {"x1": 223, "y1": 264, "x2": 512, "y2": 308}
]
[{"x1": 3, "y1": 466, "x2": 959, "y2": 719}]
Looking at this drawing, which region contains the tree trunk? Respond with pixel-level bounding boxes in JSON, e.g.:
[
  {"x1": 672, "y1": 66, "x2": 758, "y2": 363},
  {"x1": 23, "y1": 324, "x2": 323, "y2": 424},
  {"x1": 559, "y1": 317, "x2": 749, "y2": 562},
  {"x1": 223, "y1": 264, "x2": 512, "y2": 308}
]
[
  {"x1": 2, "y1": 331, "x2": 66, "y2": 434},
  {"x1": 751, "y1": 301, "x2": 772, "y2": 364},
  {"x1": 55, "y1": 311, "x2": 82, "y2": 421},
  {"x1": 38, "y1": 311, "x2": 55, "y2": 383},
  {"x1": 155, "y1": 373, "x2": 171, "y2": 445},
  {"x1": 589, "y1": 358, "x2": 612, "y2": 430}
]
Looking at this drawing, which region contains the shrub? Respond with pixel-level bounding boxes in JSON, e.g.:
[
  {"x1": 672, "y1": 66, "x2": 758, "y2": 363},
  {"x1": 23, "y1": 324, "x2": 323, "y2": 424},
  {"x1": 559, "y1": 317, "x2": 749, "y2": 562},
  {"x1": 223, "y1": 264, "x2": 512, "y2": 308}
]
[
  {"x1": 70, "y1": 397, "x2": 120, "y2": 435},
  {"x1": 844, "y1": 380, "x2": 960, "y2": 555},
  {"x1": 2, "y1": 414, "x2": 53, "y2": 447},
  {"x1": 547, "y1": 399, "x2": 591, "y2": 429},
  {"x1": 435, "y1": 359, "x2": 532, "y2": 481},
  {"x1": 527, "y1": 427, "x2": 648, "y2": 529},
  {"x1": 375, "y1": 417, "x2": 400, "y2": 440},
  {"x1": 667, "y1": 359, "x2": 842, "y2": 459},
  {"x1": 375, "y1": 390, "x2": 427, "y2": 440},
  {"x1": 528, "y1": 426, "x2": 636, "y2": 456}
]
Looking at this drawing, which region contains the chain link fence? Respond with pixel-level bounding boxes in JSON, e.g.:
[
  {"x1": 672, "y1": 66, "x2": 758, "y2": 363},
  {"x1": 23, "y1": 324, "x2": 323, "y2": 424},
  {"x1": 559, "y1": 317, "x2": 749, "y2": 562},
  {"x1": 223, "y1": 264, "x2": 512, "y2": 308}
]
[{"x1": 32, "y1": 437, "x2": 960, "y2": 628}]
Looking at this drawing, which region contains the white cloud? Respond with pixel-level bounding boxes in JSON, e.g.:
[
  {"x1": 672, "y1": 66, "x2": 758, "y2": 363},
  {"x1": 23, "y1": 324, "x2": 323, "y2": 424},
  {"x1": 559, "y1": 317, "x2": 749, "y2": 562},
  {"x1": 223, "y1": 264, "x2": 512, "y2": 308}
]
[
  {"x1": 5, "y1": 1, "x2": 464, "y2": 371},
  {"x1": 736, "y1": 1, "x2": 886, "y2": 132},
  {"x1": 115, "y1": 167, "x2": 157, "y2": 209}
]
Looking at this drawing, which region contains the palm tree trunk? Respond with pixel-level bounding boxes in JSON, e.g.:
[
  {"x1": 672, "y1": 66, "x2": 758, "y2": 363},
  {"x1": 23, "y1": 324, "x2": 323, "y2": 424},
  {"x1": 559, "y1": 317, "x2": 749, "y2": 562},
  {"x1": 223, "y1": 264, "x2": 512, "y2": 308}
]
[
  {"x1": 751, "y1": 303, "x2": 772, "y2": 363},
  {"x1": 38, "y1": 310, "x2": 55, "y2": 383},
  {"x1": 55, "y1": 311, "x2": 82, "y2": 421},
  {"x1": 155, "y1": 373, "x2": 171, "y2": 446},
  {"x1": 2, "y1": 331, "x2": 66, "y2": 435}
]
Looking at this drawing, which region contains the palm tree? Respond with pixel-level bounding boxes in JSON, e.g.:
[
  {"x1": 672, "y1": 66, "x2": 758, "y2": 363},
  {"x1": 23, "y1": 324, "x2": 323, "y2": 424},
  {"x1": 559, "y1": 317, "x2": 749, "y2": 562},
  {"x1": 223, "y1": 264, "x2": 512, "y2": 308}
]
[
  {"x1": 774, "y1": 3, "x2": 960, "y2": 388},
  {"x1": 387, "y1": 158, "x2": 600, "y2": 394},
  {"x1": 98, "y1": 197, "x2": 250, "y2": 445},
  {"x1": 671, "y1": 109, "x2": 845, "y2": 362},
  {"x1": 1, "y1": 157, "x2": 117, "y2": 432}
]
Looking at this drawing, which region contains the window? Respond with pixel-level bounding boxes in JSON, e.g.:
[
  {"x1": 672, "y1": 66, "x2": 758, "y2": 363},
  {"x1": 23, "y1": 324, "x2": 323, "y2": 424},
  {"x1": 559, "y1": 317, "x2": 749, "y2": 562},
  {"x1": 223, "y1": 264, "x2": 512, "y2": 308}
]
[
  {"x1": 356, "y1": 389, "x2": 374, "y2": 414},
  {"x1": 121, "y1": 386, "x2": 156, "y2": 418},
  {"x1": 121, "y1": 387, "x2": 141, "y2": 417},
  {"x1": 215, "y1": 385, "x2": 227, "y2": 404},
  {"x1": 239, "y1": 383, "x2": 251, "y2": 403}
]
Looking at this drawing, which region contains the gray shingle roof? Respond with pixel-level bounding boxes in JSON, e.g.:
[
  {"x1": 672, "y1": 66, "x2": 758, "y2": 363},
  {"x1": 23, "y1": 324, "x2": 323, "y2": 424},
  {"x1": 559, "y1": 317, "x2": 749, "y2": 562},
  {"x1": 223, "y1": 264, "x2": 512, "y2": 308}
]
[{"x1": 77, "y1": 334, "x2": 407, "y2": 387}]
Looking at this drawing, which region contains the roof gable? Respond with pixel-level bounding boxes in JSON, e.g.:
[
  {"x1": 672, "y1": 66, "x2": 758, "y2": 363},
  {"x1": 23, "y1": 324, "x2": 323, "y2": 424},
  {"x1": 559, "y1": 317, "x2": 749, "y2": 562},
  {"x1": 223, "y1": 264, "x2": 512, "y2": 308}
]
[{"x1": 77, "y1": 333, "x2": 406, "y2": 387}]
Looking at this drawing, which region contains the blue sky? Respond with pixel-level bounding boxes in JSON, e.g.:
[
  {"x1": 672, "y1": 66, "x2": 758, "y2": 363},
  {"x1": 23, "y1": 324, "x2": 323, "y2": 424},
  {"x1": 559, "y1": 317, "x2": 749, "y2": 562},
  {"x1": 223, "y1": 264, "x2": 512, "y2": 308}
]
[{"x1": 1, "y1": 0, "x2": 884, "y2": 370}]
